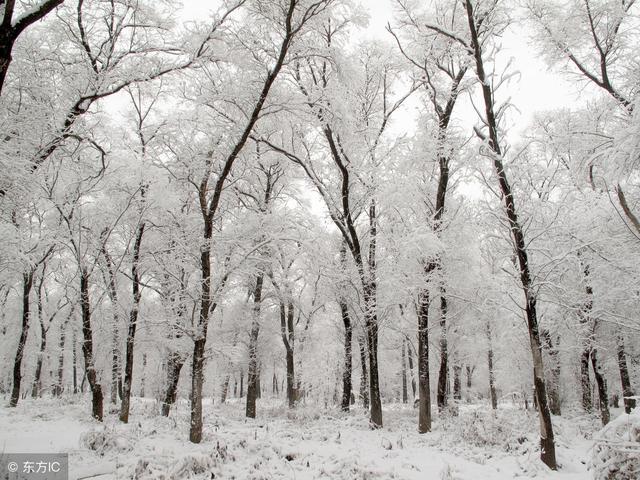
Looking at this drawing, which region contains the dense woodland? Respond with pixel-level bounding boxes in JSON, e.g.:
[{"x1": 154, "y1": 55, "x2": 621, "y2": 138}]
[{"x1": 0, "y1": 0, "x2": 639, "y2": 474}]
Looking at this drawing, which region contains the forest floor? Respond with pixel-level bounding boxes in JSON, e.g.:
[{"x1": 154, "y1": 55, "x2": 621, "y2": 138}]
[{"x1": 0, "y1": 396, "x2": 608, "y2": 479}]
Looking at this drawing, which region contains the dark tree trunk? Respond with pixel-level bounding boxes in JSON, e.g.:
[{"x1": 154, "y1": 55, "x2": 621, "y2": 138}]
[
  {"x1": 140, "y1": 353, "x2": 147, "y2": 398},
  {"x1": 338, "y1": 243, "x2": 353, "y2": 412},
  {"x1": 0, "y1": 39, "x2": 11, "y2": 96},
  {"x1": 272, "y1": 369, "x2": 278, "y2": 396},
  {"x1": 417, "y1": 286, "x2": 431, "y2": 433},
  {"x1": 240, "y1": 370, "x2": 244, "y2": 398},
  {"x1": 31, "y1": 274, "x2": 47, "y2": 398},
  {"x1": 462, "y1": 0, "x2": 556, "y2": 468},
  {"x1": 284, "y1": 350, "x2": 293, "y2": 405},
  {"x1": 453, "y1": 364, "x2": 462, "y2": 400},
  {"x1": 10, "y1": 271, "x2": 34, "y2": 407},
  {"x1": 616, "y1": 335, "x2": 636, "y2": 413},
  {"x1": 590, "y1": 349, "x2": 610, "y2": 426},
  {"x1": 54, "y1": 319, "x2": 67, "y2": 397},
  {"x1": 579, "y1": 262, "x2": 595, "y2": 413},
  {"x1": 358, "y1": 332, "x2": 369, "y2": 409},
  {"x1": 401, "y1": 338, "x2": 408, "y2": 404},
  {"x1": 256, "y1": 365, "x2": 261, "y2": 399},
  {"x1": 340, "y1": 300, "x2": 353, "y2": 411},
  {"x1": 80, "y1": 269, "x2": 103, "y2": 421},
  {"x1": 486, "y1": 320, "x2": 497, "y2": 410},
  {"x1": 190, "y1": 215, "x2": 213, "y2": 443},
  {"x1": 72, "y1": 329, "x2": 78, "y2": 394},
  {"x1": 190, "y1": 333, "x2": 207, "y2": 442},
  {"x1": 581, "y1": 348, "x2": 592, "y2": 412},
  {"x1": 364, "y1": 301, "x2": 382, "y2": 427},
  {"x1": 465, "y1": 364, "x2": 475, "y2": 389},
  {"x1": 101, "y1": 239, "x2": 122, "y2": 406},
  {"x1": 364, "y1": 199, "x2": 383, "y2": 428},
  {"x1": 279, "y1": 300, "x2": 296, "y2": 408},
  {"x1": 246, "y1": 273, "x2": 264, "y2": 419},
  {"x1": 437, "y1": 293, "x2": 448, "y2": 410},
  {"x1": 31, "y1": 320, "x2": 47, "y2": 398},
  {"x1": 286, "y1": 302, "x2": 295, "y2": 406},
  {"x1": 119, "y1": 222, "x2": 145, "y2": 423},
  {"x1": 161, "y1": 352, "x2": 185, "y2": 417},
  {"x1": 54, "y1": 306, "x2": 75, "y2": 396}
]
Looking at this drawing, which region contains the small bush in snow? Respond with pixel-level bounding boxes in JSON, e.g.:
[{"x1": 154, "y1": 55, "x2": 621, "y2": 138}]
[
  {"x1": 80, "y1": 429, "x2": 132, "y2": 456},
  {"x1": 441, "y1": 408, "x2": 535, "y2": 453},
  {"x1": 591, "y1": 410, "x2": 640, "y2": 480}
]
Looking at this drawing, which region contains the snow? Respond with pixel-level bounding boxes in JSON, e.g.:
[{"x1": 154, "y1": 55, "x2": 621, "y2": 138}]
[
  {"x1": 0, "y1": 397, "x2": 616, "y2": 479},
  {"x1": 590, "y1": 408, "x2": 640, "y2": 479}
]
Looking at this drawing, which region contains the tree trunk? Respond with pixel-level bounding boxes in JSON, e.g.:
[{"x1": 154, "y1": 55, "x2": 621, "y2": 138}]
[
  {"x1": 437, "y1": 293, "x2": 448, "y2": 410},
  {"x1": 240, "y1": 370, "x2": 244, "y2": 398},
  {"x1": 54, "y1": 319, "x2": 68, "y2": 397},
  {"x1": 10, "y1": 271, "x2": 34, "y2": 407},
  {"x1": 580, "y1": 348, "x2": 592, "y2": 412},
  {"x1": 0, "y1": 38, "x2": 12, "y2": 97},
  {"x1": 357, "y1": 331, "x2": 369, "y2": 409},
  {"x1": 462, "y1": 0, "x2": 556, "y2": 468},
  {"x1": 338, "y1": 243, "x2": 353, "y2": 412},
  {"x1": 364, "y1": 199, "x2": 383, "y2": 428},
  {"x1": 256, "y1": 365, "x2": 261, "y2": 399},
  {"x1": 340, "y1": 300, "x2": 353, "y2": 411},
  {"x1": 407, "y1": 339, "x2": 417, "y2": 399},
  {"x1": 31, "y1": 320, "x2": 47, "y2": 398},
  {"x1": 579, "y1": 262, "x2": 595, "y2": 413},
  {"x1": 72, "y1": 329, "x2": 78, "y2": 394},
  {"x1": 401, "y1": 338, "x2": 408, "y2": 404},
  {"x1": 119, "y1": 222, "x2": 145, "y2": 423},
  {"x1": 80, "y1": 268, "x2": 104, "y2": 421},
  {"x1": 140, "y1": 353, "x2": 147, "y2": 398},
  {"x1": 246, "y1": 273, "x2": 264, "y2": 419},
  {"x1": 221, "y1": 374, "x2": 231, "y2": 403},
  {"x1": 590, "y1": 349, "x2": 610, "y2": 426},
  {"x1": 272, "y1": 368, "x2": 278, "y2": 396},
  {"x1": 365, "y1": 305, "x2": 382, "y2": 427},
  {"x1": 190, "y1": 214, "x2": 213, "y2": 443},
  {"x1": 453, "y1": 363, "x2": 462, "y2": 400},
  {"x1": 466, "y1": 364, "x2": 475, "y2": 389},
  {"x1": 417, "y1": 286, "x2": 431, "y2": 433},
  {"x1": 190, "y1": 334, "x2": 206, "y2": 442},
  {"x1": 486, "y1": 319, "x2": 497, "y2": 410},
  {"x1": 101, "y1": 241, "x2": 122, "y2": 406},
  {"x1": 616, "y1": 335, "x2": 636, "y2": 413},
  {"x1": 161, "y1": 352, "x2": 185, "y2": 417},
  {"x1": 31, "y1": 274, "x2": 47, "y2": 398},
  {"x1": 279, "y1": 300, "x2": 296, "y2": 409}
]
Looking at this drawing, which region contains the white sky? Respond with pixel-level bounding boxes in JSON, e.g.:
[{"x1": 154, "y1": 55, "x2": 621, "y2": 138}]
[{"x1": 363, "y1": 1, "x2": 594, "y2": 140}]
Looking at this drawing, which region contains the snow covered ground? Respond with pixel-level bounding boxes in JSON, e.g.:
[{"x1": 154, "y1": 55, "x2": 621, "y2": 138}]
[{"x1": 0, "y1": 396, "x2": 612, "y2": 479}]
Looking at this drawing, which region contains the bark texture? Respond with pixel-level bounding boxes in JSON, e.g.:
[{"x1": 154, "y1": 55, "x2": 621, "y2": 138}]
[
  {"x1": 120, "y1": 221, "x2": 145, "y2": 423},
  {"x1": 80, "y1": 268, "x2": 103, "y2": 421},
  {"x1": 10, "y1": 271, "x2": 34, "y2": 407}
]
